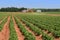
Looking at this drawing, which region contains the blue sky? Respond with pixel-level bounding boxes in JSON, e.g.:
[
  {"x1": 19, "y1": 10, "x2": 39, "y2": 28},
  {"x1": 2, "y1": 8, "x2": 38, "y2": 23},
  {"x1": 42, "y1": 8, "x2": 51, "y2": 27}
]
[{"x1": 0, "y1": 0, "x2": 60, "y2": 8}]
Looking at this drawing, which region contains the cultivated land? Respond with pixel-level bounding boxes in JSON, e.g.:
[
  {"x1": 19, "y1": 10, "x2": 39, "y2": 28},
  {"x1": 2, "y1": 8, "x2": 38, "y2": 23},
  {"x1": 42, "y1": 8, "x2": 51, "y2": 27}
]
[{"x1": 0, "y1": 12, "x2": 60, "y2": 40}]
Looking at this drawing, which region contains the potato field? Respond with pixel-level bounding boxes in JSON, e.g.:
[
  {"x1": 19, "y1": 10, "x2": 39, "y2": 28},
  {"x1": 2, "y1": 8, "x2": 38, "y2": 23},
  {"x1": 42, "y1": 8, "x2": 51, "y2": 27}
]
[{"x1": 0, "y1": 12, "x2": 60, "y2": 40}]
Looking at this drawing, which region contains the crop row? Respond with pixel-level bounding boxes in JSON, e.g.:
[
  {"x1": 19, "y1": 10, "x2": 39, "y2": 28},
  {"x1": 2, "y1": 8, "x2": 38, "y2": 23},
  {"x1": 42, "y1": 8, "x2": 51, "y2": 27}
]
[
  {"x1": 16, "y1": 16, "x2": 54, "y2": 40},
  {"x1": 9, "y1": 17, "x2": 18, "y2": 40},
  {"x1": 0, "y1": 17, "x2": 8, "y2": 31},
  {"x1": 14, "y1": 17, "x2": 35, "y2": 40},
  {"x1": 25, "y1": 16, "x2": 60, "y2": 38},
  {"x1": 18, "y1": 15, "x2": 60, "y2": 38}
]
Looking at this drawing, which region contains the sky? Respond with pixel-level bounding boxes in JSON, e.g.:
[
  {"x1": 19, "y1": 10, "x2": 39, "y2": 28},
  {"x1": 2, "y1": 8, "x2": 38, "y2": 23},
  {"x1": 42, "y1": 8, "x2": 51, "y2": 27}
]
[{"x1": 0, "y1": 0, "x2": 60, "y2": 8}]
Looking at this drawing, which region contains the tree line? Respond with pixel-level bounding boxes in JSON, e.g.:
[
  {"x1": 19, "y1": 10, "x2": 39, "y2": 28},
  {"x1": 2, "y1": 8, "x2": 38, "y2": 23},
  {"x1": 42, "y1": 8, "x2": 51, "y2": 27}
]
[
  {"x1": 0, "y1": 7, "x2": 27, "y2": 12},
  {"x1": 0, "y1": 7, "x2": 60, "y2": 12},
  {"x1": 39, "y1": 9, "x2": 60, "y2": 12}
]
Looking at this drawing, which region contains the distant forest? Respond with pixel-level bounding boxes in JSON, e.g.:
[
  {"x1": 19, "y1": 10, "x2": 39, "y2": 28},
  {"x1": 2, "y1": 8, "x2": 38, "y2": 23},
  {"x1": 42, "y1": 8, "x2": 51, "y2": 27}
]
[
  {"x1": 0, "y1": 7, "x2": 60, "y2": 12},
  {"x1": 0, "y1": 7, "x2": 27, "y2": 12}
]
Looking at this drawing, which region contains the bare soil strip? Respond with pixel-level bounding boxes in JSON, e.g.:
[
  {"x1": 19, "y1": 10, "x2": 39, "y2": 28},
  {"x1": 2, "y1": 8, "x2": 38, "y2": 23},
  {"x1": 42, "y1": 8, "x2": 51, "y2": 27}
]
[
  {"x1": 12, "y1": 16, "x2": 24, "y2": 40},
  {"x1": 54, "y1": 38, "x2": 60, "y2": 40},
  {"x1": 0, "y1": 16, "x2": 10, "y2": 40},
  {"x1": 19, "y1": 19, "x2": 42, "y2": 40}
]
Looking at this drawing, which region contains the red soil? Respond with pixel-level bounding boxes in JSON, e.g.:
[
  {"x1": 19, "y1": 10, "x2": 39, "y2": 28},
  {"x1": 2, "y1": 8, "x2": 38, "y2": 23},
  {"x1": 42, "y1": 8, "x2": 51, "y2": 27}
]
[
  {"x1": 0, "y1": 16, "x2": 10, "y2": 40},
  {"x1": 54, "y1": 38, "x2": 60, "y2": 40},
  {"x1": 20, "y1": 20, "x2": 42, "y2": 40},
  {"x1": 12, "y1": 16, "x2": 24, "y2": 40}
]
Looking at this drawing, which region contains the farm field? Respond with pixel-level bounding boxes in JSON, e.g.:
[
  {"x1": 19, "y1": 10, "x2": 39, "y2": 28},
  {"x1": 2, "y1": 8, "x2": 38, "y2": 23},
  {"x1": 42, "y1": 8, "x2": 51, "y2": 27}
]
[{"x1": 0, "y1": 12, "x2": 60, "y2": 40}]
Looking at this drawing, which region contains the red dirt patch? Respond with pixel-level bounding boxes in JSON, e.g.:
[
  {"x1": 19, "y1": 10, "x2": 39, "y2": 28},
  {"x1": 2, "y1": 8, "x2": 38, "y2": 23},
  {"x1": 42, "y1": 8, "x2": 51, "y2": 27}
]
[
  {"x1": 54, "y1": 38, "x2": 60, "y2": 40},
  {"x1": 0, "y1": 16, "x2": 10, "y2": 40},
  {"x1": 12, "y1": 16, "x2": 24, "y2": 40}
]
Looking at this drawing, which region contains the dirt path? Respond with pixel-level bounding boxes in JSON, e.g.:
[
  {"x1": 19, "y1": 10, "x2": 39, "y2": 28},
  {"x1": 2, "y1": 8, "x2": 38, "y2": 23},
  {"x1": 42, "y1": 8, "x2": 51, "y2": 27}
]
[
  {"x1": 19, "y1": 19, "x2": 42, "y2": 40},
  {"x1": 54, "y1": 38, "x2": 60, "y2": 40},
  {"x1": 12, "y1": 16, "x2": 24, "y2": 40},
  {"x1": 0, "y1": 16, "x2": 10, "y2": 40}
]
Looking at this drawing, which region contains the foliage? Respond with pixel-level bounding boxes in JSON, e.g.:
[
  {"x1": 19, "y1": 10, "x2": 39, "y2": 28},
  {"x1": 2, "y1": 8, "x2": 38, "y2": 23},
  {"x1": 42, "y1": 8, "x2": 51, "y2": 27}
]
[
  {"x1": 14, "y1": 17, "x2": 35, "y2": 40},
  {"x1": 9, "y1": 17, "x2": 18, "y2": 40}
]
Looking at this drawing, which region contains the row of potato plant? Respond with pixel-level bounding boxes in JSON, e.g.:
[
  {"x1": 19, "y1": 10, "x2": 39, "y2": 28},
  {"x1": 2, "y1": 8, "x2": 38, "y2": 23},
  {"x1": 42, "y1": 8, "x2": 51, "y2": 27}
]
[
  {"x1": 0, "y1": 17, "x2": 8, "y2": 31},
  {"x1": 18, "y1": 15, "x2": 60, "y2": 38},
  {"x1": 17, "y1": 16, "x2": 54, "y2": 40},
  {"x1": 9, "y1": 17, "x2": 18, "y2": 40},
  {"x1": 14, "y1": 16, "x2": 35, "y2": 40}
]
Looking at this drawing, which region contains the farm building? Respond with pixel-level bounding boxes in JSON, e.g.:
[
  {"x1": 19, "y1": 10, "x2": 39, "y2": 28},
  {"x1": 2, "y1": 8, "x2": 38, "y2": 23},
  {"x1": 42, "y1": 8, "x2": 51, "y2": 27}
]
[
  {"x1": 36, "y1": 10, "x2": 41, "y2": 12},
  {"x1": 27, "y1": 9, "x2": 34, "y2": 12},
  {"x1": 22, "y1": 10, "x2": 27, "y2": 13},
  {"x1": 22, "y1": 9, "x2": 34, "y2": 13}
]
